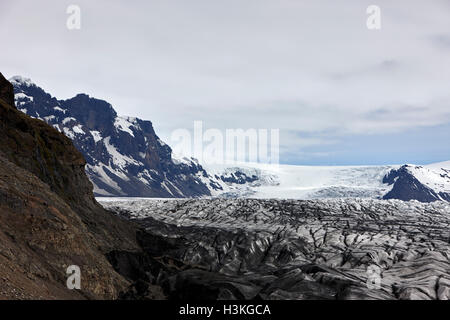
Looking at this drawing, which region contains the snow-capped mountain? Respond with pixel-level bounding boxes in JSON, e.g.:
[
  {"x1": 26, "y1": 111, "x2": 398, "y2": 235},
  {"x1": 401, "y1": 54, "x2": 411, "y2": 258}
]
[
  {"x1": 11, "y1": 75, "x2": 450, "y2": 202},
  {"x1": 11, "y1": 76, "x2": 213, "y2": 197},
  {"x1": 202, "y1": 162, "x2": 450, "y2": 203},
  {"x1": 383, "y1": 162, "x2": 450, "y2": 202},
  {"x1": 11, "y1": 76, "x2": 276, "y2": 198},
  {"x1": 203, "y1": 162, "x2": 397, "y2": 199}
]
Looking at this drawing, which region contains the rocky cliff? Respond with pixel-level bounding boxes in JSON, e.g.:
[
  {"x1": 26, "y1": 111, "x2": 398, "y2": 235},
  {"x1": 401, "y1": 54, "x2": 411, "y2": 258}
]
[
  {"x1": 11, "y1": 77, "x2": 212, "y2": 198},
  {"x1": 0, "y1": 73, "x2": 159, "y2": 299}
]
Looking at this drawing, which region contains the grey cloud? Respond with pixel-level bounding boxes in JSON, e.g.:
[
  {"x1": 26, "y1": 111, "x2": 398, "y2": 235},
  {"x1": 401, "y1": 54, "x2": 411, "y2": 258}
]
[
  {"x1": 1, "y1": 0, "x2": 450, "y2": 163},
  {"x1": 430, "y1": 34, "x2": 450, "y2": 49}
]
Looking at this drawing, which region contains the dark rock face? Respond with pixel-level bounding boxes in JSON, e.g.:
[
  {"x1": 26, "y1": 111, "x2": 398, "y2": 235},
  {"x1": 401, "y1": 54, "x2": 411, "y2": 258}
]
[
  {"x1": 383, "y1": 165, "x2": 443, "y2": 202},
  {"x1": 0, "y1": 74, "x2": 14, "y2": 106},
  {"x1": 0, "y1": 72, "x2": 157, "y2": 299},
  {"x1": 102, "y1": 198, "x2": 450, "y2": 300},
  {"x1": 218, "y1": 170, "x2": 259, "y2": 185},
  {"x1": 11, "y1": 76, "x2": 212, "y2": 198}
]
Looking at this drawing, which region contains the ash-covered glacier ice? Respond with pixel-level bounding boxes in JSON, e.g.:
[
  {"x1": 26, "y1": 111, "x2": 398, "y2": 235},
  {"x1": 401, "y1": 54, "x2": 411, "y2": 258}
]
[{"x1": 101, "y1": 198, "x2": 450, "y2": 300}]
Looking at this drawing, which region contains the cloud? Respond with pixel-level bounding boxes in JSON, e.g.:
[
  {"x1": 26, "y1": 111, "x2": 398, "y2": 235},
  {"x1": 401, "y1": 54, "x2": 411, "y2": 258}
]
[
  {"x1": 430, "y1": 34, "x2": 450, "y2": 49},
  {"x1": 1, "y1": 0, "x2": 450, "y2": 164}
]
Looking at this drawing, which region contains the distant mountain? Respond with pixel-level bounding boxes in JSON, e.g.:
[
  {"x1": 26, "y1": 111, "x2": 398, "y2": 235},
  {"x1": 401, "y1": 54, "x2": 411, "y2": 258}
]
[
  {"x1": 11, "y1": 76, "x2": 450, "y2": 203},
  {"x1": 383, "y1": 163, "x2": 450, "y2": 202},
  {"x1": 203, "y1": 163, "x2": 396, "y2": 199},
  {"x1": 204, "y1": 162, "x2": 450, "y2": 203},
  {"x1": 11, "y1": 76, "x2": 213, "y2": 197}
]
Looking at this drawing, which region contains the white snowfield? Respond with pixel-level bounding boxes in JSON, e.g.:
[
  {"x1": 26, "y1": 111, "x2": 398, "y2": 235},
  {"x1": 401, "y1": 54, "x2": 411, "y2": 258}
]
[
  {"x1": 409, "y1": 161, "x2": 450, "y2": 194},
  {"x1": 206, "y1": 162, "x2": 397, "y2": 199},
  {"x1": 203, "y1": 160, "x2": 450, "y2": 200},
  {"x1": 193, "y1": 161, "x2": 398, "y2": 200}
]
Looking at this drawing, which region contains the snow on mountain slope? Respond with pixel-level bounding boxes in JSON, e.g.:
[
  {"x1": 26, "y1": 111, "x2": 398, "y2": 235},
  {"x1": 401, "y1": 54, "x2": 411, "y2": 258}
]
[
  {"x1": 427, "y1": 160, "x2": 450, "y2": 170},
  {"x1": 383, "y1": 163, "x2": 450, "y2": 202},
  {"x1": 411, "y1": 164, "x2": 450, "y2": 194},
  {"x1": 201, "y1": 160, "x2": 450, "y2": 202},
  {"x1": 11, "y1": 76, "x2": 212, "y2": 198},
  {"x1": 11, "y1": 75, "x2": 450, "y2": 202}
]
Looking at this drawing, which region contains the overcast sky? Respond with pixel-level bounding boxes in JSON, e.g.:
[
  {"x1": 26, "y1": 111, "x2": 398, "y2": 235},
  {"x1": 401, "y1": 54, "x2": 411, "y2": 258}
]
[{"x1": 1, "y1": 0, "x2": 450, "y2": 165}]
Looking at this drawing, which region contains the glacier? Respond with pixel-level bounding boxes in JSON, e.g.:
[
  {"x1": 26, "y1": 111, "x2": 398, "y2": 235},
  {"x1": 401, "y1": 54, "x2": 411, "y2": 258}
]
[{"x1": 100, "y1": 197, "x2": 450, "y2": 300}]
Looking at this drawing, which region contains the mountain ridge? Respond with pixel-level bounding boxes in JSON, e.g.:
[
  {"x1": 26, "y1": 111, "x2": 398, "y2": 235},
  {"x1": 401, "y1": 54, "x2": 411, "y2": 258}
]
[
  {"x1": 11, "y1": 76, "x2": 213, "y2": 198},
  {"x1": 0, "y1": 72, "x2": 150, "y2": 299},
  {"x1": 11, "y1": 75, "x2": 450, "y2": 203}
]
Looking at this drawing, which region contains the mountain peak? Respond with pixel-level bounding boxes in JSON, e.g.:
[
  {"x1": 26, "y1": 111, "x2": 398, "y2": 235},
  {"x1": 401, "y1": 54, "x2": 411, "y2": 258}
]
[
  {"x1": 63, "y1": 93, "x2": 118, "y2": 126},
  {"x1": 12, "y1": 79, "x2": 213, "y2": 197},
  {"x1": 74, "y1": 93, "x2": 91, "y2": 99},
  {"x1": 9, "y1": 75, "x2": 35, "y2": 87}
]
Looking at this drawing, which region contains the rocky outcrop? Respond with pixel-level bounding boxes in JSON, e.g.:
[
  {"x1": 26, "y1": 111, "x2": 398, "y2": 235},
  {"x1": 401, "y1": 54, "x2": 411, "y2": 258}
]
[
  {"x1": 0, "y1": 74, "x2": 14, "y2": 106},
  {"x1": 0, "y1": 153, "x2": 128, "y2": 299},
  {"x1": 217, "y1": 170, "x2": 259, "y2": 185},
  {"x1": 0, "y1": 72, "x2": 156, "y2": 299}
]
